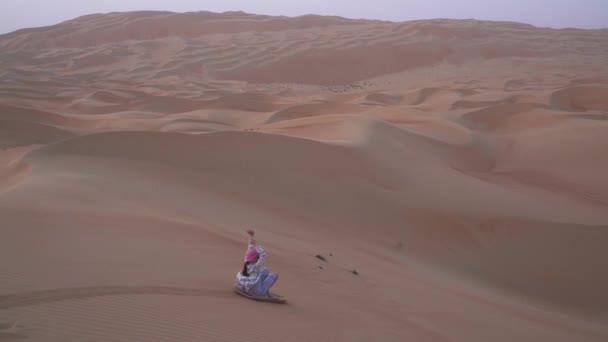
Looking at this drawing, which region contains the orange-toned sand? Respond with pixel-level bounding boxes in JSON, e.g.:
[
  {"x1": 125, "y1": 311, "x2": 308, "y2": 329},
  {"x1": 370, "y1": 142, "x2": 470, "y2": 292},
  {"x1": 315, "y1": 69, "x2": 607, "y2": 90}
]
[{"x1": 1, "y1": 11, "x2": 607, "y2": 342}]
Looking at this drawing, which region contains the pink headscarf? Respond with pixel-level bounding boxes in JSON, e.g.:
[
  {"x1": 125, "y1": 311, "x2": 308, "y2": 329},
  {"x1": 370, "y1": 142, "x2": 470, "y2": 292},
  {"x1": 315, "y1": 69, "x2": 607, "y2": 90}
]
[{"x1": 245, "y1": 248, "x2": 259, "y2": 263}]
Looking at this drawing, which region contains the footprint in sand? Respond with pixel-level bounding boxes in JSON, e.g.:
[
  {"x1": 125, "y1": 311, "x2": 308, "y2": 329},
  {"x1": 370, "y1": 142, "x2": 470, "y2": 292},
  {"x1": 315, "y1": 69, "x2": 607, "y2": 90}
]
[{"x1": 0, "y1": 321, "x2": 25, "y2": 337}]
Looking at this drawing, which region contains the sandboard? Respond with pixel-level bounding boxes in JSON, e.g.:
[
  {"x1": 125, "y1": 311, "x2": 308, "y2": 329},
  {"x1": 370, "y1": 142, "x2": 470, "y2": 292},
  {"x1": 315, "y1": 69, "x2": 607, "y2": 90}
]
[{"x1": 234, "y1": 288, "x2": 287, "y2": 304}]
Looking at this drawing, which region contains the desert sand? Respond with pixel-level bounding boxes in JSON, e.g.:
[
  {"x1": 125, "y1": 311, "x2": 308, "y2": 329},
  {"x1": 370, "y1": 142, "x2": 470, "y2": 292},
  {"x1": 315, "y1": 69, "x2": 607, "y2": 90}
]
[{"x1": 1, "y1": 10, "x2": 608, "y2": 341}]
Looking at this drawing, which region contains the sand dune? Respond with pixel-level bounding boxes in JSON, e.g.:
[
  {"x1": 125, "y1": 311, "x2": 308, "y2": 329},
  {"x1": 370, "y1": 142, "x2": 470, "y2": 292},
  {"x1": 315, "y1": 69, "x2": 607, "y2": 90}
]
[
  {"x1": 266, "y1": 103, "x2": 369, "y2": 123},
  {"x1": 0, "y1": 120, "x2": 74, "y2": 148},
  {"x1": 363, "y1": 92, "x2": 403, "y2": 106},
  {"x1": 1, "y1": 10, "x2": 608, "y2": 342},
  {"x1": 550, "y1": 85, "x2": 608, "y2": 112}
]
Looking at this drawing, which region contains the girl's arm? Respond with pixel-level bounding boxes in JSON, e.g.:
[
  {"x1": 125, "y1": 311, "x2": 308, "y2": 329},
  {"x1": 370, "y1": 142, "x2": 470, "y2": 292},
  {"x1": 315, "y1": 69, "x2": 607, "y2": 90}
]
[{"x1": 246, "y1": 229, "x2": 256, "y2": 250}]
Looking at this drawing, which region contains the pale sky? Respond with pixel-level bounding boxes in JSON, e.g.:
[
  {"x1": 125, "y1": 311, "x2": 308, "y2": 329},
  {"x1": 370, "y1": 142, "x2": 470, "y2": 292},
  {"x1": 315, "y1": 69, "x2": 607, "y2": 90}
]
[{"x1": 1, "y1": 0, "x2": 607, "y2": 34}]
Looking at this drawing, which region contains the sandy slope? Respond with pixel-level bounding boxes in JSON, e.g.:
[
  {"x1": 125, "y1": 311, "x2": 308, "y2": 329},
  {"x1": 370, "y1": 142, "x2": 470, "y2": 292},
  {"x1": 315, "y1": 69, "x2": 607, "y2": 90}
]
[{"x1": 1, "y1": 11, "x2": 608, "y2": 342}]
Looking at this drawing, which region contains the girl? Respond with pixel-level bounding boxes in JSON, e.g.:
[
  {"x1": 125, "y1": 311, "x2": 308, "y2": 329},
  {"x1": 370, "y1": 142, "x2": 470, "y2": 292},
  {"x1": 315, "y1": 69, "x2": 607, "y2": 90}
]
[{"x1": 235, "y1": 229, "x2": 279, "y2": 297}]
